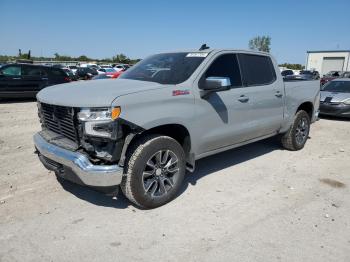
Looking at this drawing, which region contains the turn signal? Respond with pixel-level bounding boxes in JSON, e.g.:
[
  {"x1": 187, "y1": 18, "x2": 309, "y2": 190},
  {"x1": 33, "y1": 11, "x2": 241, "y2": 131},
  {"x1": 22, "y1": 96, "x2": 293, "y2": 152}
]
[{"x1": 111, "y1": 107, "x2": 121, "y2": 120}]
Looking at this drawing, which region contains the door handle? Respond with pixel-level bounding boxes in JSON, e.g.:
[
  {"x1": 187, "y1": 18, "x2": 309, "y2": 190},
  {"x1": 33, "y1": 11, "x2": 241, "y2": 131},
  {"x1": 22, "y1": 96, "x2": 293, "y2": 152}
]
[
  {"x1": 238, "y1": 95, "x2": 249, "y2": 103},
  {"x1": 275, "y1": 91, "x2": 283, "y2": 98},
  {"x1": 41, "y1": 78, "x2": 48, "y2": 80},
  {"x1": 12, "y1": 77, "x2": 21, "y2": 80}
]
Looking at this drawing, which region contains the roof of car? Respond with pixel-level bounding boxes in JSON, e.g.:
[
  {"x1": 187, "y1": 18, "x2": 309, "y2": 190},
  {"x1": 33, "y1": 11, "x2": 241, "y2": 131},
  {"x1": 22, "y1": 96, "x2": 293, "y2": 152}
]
[{"x1": 157, "y1": 49, "x2": 270, "y2": 56}]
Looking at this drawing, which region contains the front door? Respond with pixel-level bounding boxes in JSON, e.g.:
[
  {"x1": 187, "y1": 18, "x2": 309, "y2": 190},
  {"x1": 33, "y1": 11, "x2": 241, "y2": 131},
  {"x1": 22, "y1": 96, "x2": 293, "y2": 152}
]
[
  {"x1": 193, "y1": 53, "x2": 252, "y2": 154},
  {"x1": 0, "y1": 65, "x2": 23, "y2": 95}
]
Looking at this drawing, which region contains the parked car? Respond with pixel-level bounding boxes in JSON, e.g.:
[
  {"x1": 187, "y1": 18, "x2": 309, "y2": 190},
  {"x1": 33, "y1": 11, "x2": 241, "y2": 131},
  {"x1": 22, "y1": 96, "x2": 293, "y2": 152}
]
[
  {"x1": 340, "y1": 71, "x2": 350, "y2": 78},
  {"x1": 99, "y1": 64, "x2": 113, "y2": 69},
  {"x1": 0, "y1": 64, "x2": 70, "y2": 98},
  {"x1": 281, "y1": 69, "x2": 294, "y2": 78},
  {"x1": 319, "y1": 79, "x2": 350, "y2": 117},
  {"x1": 62, "y1": 68, "x2": 78, "y2": 81},
  {"x1": 113, "y1": 64, "x2": 129, "y2": 72},
  {"x1": 91, "y1": 70, "x2": 124, "y2": 80},
  {"x1": 320, "y1": 71, "x2": 341, "y2": 86},
  {"x1": 76, "y1": 67, "x2": 98, "y2": 80},
  {"x1": 34, "y1": 49, "x2": 320, "y2": 208},
  {"x1": 97, "y1": 68, "x2": 117, "y2": 77},
  {"x1": 286, "y1": 70, "x2": 320, "y2": 80},
  {"x1": 67, "y1": 65, "x2": 78, "y2": 75}
]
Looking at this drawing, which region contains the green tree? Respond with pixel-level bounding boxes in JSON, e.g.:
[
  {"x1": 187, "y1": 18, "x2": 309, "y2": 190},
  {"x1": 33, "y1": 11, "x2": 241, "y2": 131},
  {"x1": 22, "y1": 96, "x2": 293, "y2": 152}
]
[
  {"x1": 279, "y1": 63, "x2": 305, "y2": 70},
  {"x1": 113, "y1": 53, "x2": 130, "y2": 64},
  {"x1": 248, "y1": 36, "x2": 271, "y2": 52}
]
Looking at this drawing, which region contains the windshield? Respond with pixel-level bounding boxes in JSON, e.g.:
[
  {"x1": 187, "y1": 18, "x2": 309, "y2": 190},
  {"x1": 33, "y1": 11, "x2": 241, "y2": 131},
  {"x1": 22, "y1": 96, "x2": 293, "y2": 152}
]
[
  {"x1": 322, "y1": 81, "x2": 350, "y2": 93},
  {"x1": 120, "y1": 52, "x2": 206, "y2": 84}
]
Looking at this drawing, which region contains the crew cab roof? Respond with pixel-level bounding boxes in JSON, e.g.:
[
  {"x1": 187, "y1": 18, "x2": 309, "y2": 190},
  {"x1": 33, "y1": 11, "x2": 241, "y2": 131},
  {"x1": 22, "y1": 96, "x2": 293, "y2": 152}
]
[{"x1": 156, "y1": 49, "x2": 270, "y2": 56}]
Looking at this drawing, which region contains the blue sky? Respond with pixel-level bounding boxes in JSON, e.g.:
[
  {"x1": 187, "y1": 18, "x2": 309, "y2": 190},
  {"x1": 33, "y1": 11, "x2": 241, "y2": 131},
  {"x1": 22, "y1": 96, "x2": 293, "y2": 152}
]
[{"x1": 1, "y1": 0, "x2": 349, "y2": 64}]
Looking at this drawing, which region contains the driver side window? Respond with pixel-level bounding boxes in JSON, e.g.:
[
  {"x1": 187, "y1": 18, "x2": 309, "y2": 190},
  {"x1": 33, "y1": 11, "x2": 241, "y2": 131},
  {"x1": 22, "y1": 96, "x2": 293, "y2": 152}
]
[{"x1": 204, "y1": 54, "x2": 242, "y2": 87}]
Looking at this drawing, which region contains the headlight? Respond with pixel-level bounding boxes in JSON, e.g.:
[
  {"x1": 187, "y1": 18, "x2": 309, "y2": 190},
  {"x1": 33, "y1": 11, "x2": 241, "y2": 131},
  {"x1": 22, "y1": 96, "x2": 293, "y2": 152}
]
[
  {"x1": 78, "y1": 107, "x2": 121, "y2": 138},
  {"x1": 342, "y1": 98, "x2": 350, "y2": 105}
]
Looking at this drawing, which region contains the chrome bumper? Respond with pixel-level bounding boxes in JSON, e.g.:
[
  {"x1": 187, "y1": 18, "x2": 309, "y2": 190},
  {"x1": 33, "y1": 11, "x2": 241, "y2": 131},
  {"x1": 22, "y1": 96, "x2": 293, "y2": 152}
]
[{"x1": 34, "y1": 133, "x2": 123, "y2": 187}]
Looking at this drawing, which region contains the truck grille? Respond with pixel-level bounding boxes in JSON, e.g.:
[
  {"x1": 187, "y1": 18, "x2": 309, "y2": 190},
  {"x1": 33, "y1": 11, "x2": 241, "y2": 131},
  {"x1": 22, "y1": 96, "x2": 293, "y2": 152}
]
[{"x1": 39, "y1": 103, "x2": 79, "y2": 142}]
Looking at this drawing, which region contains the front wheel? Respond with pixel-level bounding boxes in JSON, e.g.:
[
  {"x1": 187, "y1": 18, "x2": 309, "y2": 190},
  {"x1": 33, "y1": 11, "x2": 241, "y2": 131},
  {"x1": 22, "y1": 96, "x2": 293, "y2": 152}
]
[
  {"x1": 121, "y1": 135, "x2": 186, "y2": 209},
  {"x1": 281, "y1": 110, "x2": 311, "y2": 151}
]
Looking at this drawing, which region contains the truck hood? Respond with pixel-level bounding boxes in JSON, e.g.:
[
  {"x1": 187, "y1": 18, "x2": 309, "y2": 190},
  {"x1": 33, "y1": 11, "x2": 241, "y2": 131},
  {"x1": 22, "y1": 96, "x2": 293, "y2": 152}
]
[
  {"x1": 320, "y1": 91, "x2": 350, "y2": 103},
  {"x1": 37, "y1": 79, "x2": 165, "y2": 107}
]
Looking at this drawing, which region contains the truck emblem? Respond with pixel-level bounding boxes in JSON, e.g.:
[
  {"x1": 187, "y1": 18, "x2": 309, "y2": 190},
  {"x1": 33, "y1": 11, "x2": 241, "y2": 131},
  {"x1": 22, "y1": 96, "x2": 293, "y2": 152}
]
[{"x1": 172, "y1": 90, "x2": 190, "y2": 96}]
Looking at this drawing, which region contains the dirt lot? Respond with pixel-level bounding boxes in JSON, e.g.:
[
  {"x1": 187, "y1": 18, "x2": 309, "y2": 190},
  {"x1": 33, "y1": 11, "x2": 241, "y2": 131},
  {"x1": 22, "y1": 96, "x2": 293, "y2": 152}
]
[{"x1": 0, "y1": 100, "x2": 349, "y2": 262}]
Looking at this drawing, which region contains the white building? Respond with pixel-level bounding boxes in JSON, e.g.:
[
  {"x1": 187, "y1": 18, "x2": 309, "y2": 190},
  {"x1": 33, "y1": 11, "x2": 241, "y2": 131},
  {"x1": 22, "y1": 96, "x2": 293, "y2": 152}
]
[{"x1": 306, "y1": 50, "x2": 350, "y2": 75}]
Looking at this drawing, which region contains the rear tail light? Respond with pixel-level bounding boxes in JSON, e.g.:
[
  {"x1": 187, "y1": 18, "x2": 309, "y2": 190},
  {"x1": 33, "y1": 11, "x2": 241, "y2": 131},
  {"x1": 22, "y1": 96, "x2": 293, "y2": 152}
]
[{"x1": 64, "y1": 77, "x2": 71, "y2": 82}]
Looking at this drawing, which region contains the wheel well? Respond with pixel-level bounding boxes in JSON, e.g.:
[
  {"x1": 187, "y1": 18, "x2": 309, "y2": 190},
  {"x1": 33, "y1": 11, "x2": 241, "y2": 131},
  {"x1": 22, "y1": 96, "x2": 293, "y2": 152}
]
[
  {"x1": 142, "y1": 124, "x2": 191, "y2": 154},
  {"x1": 297, "y1": 102, "x2": 313, "y2": 119}
]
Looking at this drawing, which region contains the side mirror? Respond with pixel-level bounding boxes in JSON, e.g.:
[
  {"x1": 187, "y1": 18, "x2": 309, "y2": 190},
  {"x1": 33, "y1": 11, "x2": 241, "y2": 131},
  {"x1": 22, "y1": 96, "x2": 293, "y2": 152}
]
[{"x1": 201, "y1": 77, "x2": 231, "y2": 91}]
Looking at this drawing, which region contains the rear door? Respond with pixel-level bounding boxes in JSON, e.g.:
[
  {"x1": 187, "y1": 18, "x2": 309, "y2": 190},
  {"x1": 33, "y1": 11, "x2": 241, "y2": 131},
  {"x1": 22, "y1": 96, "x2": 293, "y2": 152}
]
[
  {"x1": 0, "y1": 65, "x2": 23, "y2": 95},
  {"x1": 237, "y1": 53, "x2": 284, "y2": 139}
]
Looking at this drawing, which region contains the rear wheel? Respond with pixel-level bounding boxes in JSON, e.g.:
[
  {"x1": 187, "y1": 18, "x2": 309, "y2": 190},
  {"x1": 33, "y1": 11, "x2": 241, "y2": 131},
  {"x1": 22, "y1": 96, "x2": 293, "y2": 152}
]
[
  {"x1": 281, "y1": 110, "x2": 310, "y2": 151},
  {"x1": 121, "y1": 135, "x2": 186, "y2": 209}
]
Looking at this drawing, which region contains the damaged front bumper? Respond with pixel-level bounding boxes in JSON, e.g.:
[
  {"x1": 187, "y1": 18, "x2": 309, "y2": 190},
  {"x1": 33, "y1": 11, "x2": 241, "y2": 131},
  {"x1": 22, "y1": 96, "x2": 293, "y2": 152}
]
[{"x1": 34, "y1": 133, "x2": 123, "y2": 187}]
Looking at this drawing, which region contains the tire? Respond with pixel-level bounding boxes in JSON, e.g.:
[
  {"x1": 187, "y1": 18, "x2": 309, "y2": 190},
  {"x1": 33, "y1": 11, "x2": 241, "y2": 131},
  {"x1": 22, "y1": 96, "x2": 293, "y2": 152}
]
[
  {"x1": 281, "y1": 110, "x2": 311, "y2": 151},
  {"x1": 121, "y1": 134, "x2": 186, "y2": 209}
]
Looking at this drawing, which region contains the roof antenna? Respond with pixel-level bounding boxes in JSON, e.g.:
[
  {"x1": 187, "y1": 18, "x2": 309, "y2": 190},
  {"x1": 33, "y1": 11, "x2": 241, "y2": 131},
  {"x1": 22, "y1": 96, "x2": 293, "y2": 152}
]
[{"x1": 199, "y1": 44, "x2": 209, "y2": 51}]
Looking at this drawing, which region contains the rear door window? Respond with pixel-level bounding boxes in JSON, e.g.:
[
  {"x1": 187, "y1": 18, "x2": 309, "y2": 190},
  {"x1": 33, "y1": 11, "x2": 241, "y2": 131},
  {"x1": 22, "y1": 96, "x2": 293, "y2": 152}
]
[
  {"x1": 203, "y1": 54, "x2": 242, "y2": 87},
  {"x1": 22, "y1": 65, "x2": 43, "y2": 77},
  {"x1": 1, "y1": 65, "x2": 21, "y2": 76},
  {"x1": 238, "y1": 54, "x2": 276, "y2": 86}
]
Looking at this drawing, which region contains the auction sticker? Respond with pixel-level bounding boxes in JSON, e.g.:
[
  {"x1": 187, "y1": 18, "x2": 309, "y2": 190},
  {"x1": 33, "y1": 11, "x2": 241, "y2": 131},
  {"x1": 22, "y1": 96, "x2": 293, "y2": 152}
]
[{"x1": 186, "y1": 53, "x2": 208, "y2": 58}]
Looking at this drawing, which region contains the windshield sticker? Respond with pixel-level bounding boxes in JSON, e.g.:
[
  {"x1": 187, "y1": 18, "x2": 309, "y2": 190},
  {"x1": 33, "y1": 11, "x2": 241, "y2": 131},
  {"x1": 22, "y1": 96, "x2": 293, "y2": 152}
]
[{"x1": 186, "y1": 53, "x2": 208, "y2": 58}]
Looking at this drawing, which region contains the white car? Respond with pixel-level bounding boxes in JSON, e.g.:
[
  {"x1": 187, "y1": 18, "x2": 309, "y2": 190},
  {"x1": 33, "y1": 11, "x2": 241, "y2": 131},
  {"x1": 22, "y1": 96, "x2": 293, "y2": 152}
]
[
  {"x1": 113, "y1": 64, "x2": 125, "y2": 72},
  {"x1": 67, "y1": 65, "x2": 78, "y2": 75},
  {"x1": 97, "y1": 67, "x2": 116, "y2": 75},
  {"x1": 99, "y1": 64, "x2": 113, "y2": 69}
]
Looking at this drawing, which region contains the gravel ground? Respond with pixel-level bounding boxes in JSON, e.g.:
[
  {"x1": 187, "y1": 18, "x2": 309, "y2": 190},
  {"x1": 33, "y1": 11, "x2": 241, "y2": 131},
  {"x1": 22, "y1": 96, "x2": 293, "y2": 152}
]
[{"x1": 0, "y1": 100, "x2": 349, "y2": 262}]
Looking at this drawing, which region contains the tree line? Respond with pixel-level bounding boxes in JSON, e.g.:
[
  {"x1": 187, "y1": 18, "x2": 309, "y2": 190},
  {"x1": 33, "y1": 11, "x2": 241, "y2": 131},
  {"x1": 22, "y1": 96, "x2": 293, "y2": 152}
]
[{"x1": 0, "y1": 50, "x2": 141, "y2": 64}]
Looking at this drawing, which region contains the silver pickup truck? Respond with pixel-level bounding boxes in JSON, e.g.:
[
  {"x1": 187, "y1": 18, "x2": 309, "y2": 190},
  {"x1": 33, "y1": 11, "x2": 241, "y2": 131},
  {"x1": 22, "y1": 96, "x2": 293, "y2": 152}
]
[{"x1": 34, "y1": 49, "x2": 320, "y2": 208}]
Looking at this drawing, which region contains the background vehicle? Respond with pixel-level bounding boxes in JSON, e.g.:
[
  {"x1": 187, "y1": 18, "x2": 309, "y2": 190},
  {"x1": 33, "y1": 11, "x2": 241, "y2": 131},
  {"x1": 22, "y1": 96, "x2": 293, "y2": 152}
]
[
  {"x1": 281, "y1": 69, "x2": 294, "y2": 78},
  {"x1": 99, "y1": 64, "x2": 113, "y2": 69},
  {"x1": 113, "y1": 64, "x2": 129, "y2": 72},
  {"x1": 97, "y1": 68, "x2": 117, "y2": 77},
  {"x1": 0, "y1": 64, "x2": 70, "y2": 98},
  {"x1": 67, "y1": 65, "x2": 78, "y2": 75},
  {"x1": 62, "y1": 68, "x2": 78, "y2": 81},
  {"x1": 286, "y1": 70, "x2": 320, "y2": 80},
  {"x1": 320, "y1": 71, "x2": 341, "y2": 86},
  {"x1": 91, "y1": 70, "x2": 124, "y2": 80},
  {"x1": 319, "y1": 79, "x2": 350, "y2": 117},
  {"x1": 340, "y1": 71, "x2": 350, "y2": 78},
  {"x1": 34, "y1": 49, "x2": 320, "y2": 209},
  {"x1": 76, "y1": 67, "x2": 98, "y2": 80}
]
